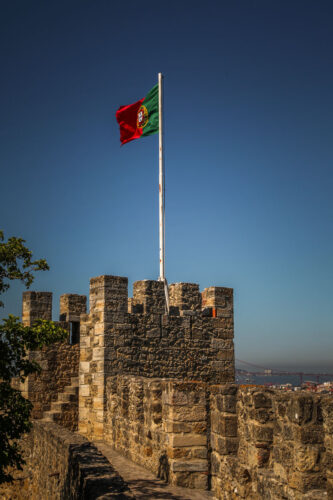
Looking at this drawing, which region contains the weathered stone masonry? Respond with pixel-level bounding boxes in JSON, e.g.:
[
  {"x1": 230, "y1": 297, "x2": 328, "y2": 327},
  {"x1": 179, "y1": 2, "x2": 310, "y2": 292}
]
[
  {"x1": 78, "y1": 276, "x2": 234, "y2": 443},
  {"x1": 0, "y1": 421, "x2": 132, "y2": 500},
  {"x1": 210, "y1": 385, "x2": 333, "y2": 499},
  {"x1": 4, "y1": 274, "x2": 332, "y2": 499},
  {"x1": 105, "y1": 376, "x2": 210, "y2": 489}
]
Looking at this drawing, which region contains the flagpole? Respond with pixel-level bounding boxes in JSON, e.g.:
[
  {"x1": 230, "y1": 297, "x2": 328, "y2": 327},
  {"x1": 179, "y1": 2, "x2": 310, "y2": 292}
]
[
  {"x1": 158, "y1": 72, "x2": 169, "y2": 312},
  {"x1": 158, "y1": 73, "x2": 164, "y2": 281}
]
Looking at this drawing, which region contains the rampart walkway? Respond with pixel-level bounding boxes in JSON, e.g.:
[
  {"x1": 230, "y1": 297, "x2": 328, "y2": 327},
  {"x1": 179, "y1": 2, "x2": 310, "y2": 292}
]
[{"x1": 95, "y1": 441, "x2": 216, "y2": 500}]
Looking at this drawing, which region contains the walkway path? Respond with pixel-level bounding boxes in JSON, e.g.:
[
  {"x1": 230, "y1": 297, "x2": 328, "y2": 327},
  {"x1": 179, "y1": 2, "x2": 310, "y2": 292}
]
[{"x1": 95, "y1": 441, "x2": 216, "y2": 500}]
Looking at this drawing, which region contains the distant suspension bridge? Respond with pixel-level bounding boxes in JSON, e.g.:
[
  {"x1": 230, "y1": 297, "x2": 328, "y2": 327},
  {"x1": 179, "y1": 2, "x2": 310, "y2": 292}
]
[{"x1": 236, "y1": 359, "x2": 333, "y2": 385}]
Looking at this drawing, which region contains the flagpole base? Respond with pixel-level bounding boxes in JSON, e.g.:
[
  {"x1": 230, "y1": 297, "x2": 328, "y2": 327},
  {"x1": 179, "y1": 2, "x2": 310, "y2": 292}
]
[{"x1": 158, "y1": 276, "x2": 169, "y2": 315}]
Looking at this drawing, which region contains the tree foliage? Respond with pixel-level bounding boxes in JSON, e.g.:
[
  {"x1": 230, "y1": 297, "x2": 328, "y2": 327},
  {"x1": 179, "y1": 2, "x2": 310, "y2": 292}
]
[
  {"x1": 0, "y1": 231, "x2": 67, "y2": 483},
  {"x1": 0, "y1": 230, "x2": 49, "y2": 305}
]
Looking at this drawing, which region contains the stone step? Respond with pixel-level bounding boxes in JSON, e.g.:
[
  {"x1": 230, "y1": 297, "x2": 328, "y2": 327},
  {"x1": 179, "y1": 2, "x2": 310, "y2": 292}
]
[
  {"x1": 50, "y1": 401, "x2": 71, "y2": 412},
  {"x1": 57, "y1": 392, "x2": 77, "y2": 403},
  {"x1": 43, "y1": 410, "x2": 61, "y2": 421},
  {"x1": 41, "y1": 379, "x2": 79, "y2": 425},
  {"x1": 64, "y1": 385, "x2": 79, "y2": 395},
  {"x1": 40, "y1": 416, "x2": 53, "y2": 422}
]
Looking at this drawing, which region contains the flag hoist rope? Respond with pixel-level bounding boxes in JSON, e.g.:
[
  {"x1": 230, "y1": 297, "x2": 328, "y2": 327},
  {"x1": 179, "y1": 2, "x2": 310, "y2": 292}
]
[{"x1": 158, "y1": 72, "x2": 169, "y2": 313}]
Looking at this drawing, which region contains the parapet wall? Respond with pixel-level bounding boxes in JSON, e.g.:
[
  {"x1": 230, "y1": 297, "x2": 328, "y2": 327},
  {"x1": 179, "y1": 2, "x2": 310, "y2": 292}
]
[
  {"x1": 0, "y1": 421, "x2": 132, "y2": 500},
  {"x1": 102, "y1": 376, "x2": 333, "y2": 498},
  {"x1": 210, "y1": 385, "x2": 333, "y2": 499}
]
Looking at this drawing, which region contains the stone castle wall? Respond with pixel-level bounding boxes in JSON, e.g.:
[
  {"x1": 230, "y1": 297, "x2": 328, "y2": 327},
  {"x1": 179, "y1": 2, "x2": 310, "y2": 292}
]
[
  {"x1": 78, "y1": 275, "x2": 234, "y2": 441},
  {"x1": 0, "y1": 421, "x2": 132, "y2": 500},
  {"x1": 102, "y1": 375, "x2": 333, "y2": 498},
  {"x1": 9, "y1": 274, "x2": 332, "y2": 499}
]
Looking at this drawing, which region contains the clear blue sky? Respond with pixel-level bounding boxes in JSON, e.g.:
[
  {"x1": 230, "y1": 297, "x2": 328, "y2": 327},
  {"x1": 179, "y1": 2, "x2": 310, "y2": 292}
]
[{"x1": 1, "y1": 1, "x2": 332, "y2": 372}]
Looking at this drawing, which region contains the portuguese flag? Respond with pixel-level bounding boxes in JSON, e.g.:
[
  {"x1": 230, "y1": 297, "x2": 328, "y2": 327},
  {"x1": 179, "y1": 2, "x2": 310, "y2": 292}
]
[{"x1": 116, "y1": 84, "x2": 159, "y2": 145}]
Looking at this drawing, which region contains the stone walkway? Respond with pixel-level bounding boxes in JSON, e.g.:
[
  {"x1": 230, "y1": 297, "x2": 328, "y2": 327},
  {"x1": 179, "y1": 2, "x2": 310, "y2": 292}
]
[{"x1": 95, "y1": 441, "x2": 216, "y2": 500}]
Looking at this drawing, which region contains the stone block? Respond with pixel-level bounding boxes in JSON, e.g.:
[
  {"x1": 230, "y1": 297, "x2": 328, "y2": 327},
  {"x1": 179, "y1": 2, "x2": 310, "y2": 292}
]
[
  {"x1": 59, "y1": 293, "x2": 86, "y2": 321},
  {"x1": 170, "y1": 459, "x2": 208, "y2": 472},
  {"x1": 253, "y1": 391, "x2": 273, "y2": 409},
  {"x1": 90, "y1": 275, "x2": 128, "y2": 313},
  {"x1": 201, "y1": 286, "x2": 233, "y2": 311},
  {"x1": 165, "y1": 405, "x2": 206, "y2": 422},
  {"x1": 211, "y1": 383, "x2": 238, "y2": 396},
  {"x1": 22, "y1": 291, "x2": 52, "y2": 325},
  {"x1": 92, "y1": 421, "x2": 104, "y2": 438},
  {"x1": 211, "y1": 412, "x2": 237, "y2": 437},
  {"x1": 211, "y1": 433, "x2": 239, "y2": 455},
  {"x1": 168, "y1": 282, "x2": 201, "y2": 311},
  {"x1": 163, "y1": 383, "x2": 206, "y2": 407},
  {"x1": 217, "y1": 350, "x2": 234, "y2": 361},
  {"x1": 325, "y1": 436, "x2": 333, "y2": 456},
  {"x1": 169, "y1": 434, "x2": 207, "y2": 447},
  {"x1": 93, "y1": 372, "x2": 105, "y2": 384},
  {"x1": 327, "y1": 470, "x2": 333, "y2": 499},
  {"x1": 215, "y1": 394, "x2": 237, "y2": 414},
  {"x1": 80, "y1": 385, "x2": 90, "y2": 397},
  {"x1": 213, "y1": 327, "x2": 234, "y2": 339},
  {"x1": 92, "y1": 347, "x2": 105, "y2": 361},
  {"x1": 167, "y1": 447, "x2": 191, "y2": 459},
  {"x1": 322, "y1": 396, "x2": 333, "y2": 433},
  {"x1": 133, "y1": 280, "x2": 165, "y2": 314},
  {"x1": 288, "y1": 470, "x2": 326, "y2": 493},
  {"x1": 192, "y1": 447, "x2": 208, "y2": 459},
  {"x1": 79, "y1": 361, "x2": 90, "y2": 373},
  {"x1": 94, "y1": 322, "x2": 106, "y2": 335},
  {"x1": 293, "y1": 444, "x2": 321, "y2": 472},
  {"x1": 255, "y1": 444, "x2": 271, "y2": 467},
  {"x1": 164, "y1": 421, "x2": 192, "y2": 433},
  {"x1": 293, "y1": 424, "x2": 324, "y2": 444},
  {"x1": 80, "y1": 349, "x2": 92, "y2": 362},
  {"x1": 211, "y1": 338, "x2": 234, "y2": 350},
  {"x1": 287, "y1": 394, "x2": 316, "y2": 424},
  {"x1": 80, "y1": 336, "x2": 91, "y2": 348},
  {"x1": 171, "y1": 471, "x2": 208, "y2": 489},
  {"x1": 78, "y1": 422, "x2": 88, "y2": 434},
  {"x1": 252, "y1": 423, "x2": 273, "y2": 443}
]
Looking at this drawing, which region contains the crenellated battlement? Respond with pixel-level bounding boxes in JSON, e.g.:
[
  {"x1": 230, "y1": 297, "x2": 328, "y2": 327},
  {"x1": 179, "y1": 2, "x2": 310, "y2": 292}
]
[
  {"x1": 22, "y1": 275, "x2": 233, "y2": 324},
  {"x1": 76, "y1": 274, "x2": 235, "y2": 440},
  {"x1": 59, "y1": 294, "x2": 87, "y2": 322},
  {"x1": 169, "y1": 282, "x2": 202, "y2": 313},
  {"x1": 132, "y1": 279, "x2": 165, "y2": 314},
  {"x1": 22, "y1": 291, "x2": 52, "y2": 326}
]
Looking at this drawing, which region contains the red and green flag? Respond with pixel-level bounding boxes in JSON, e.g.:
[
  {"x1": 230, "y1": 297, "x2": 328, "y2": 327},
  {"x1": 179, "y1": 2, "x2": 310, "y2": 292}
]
[{"x1": 116, "y1": 84, "x2": 159, "y2": 145}]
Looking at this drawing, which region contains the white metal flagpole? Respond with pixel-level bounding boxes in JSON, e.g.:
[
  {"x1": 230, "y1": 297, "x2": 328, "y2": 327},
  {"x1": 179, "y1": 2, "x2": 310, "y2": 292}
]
[
  {"x1": 158, "y1": 72, "x2": 169, "y2": 312},
  {"x1": 158, "y1": 72, "x2": 164, "y2": 281}
]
